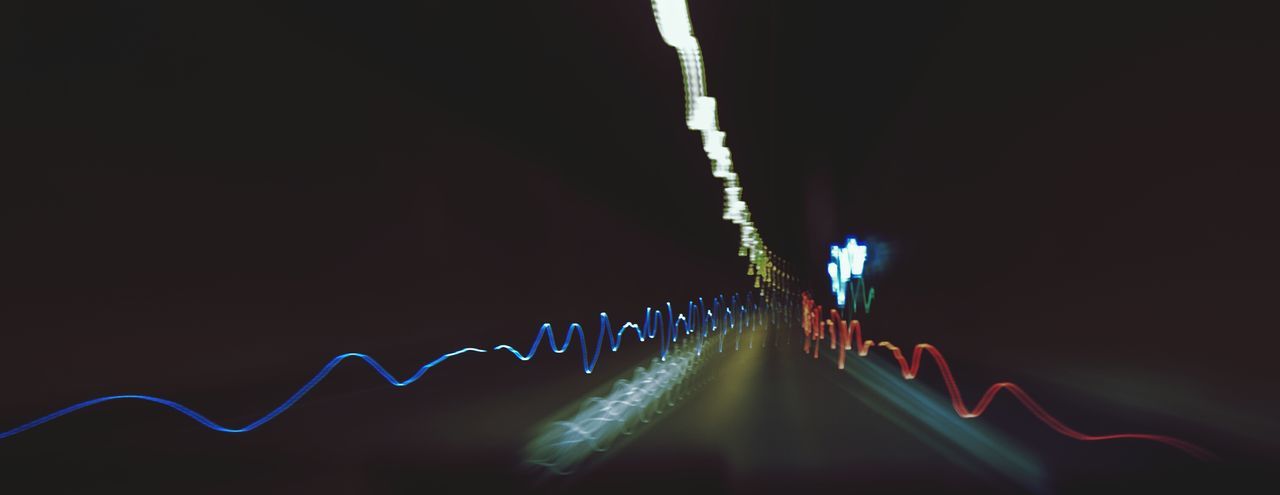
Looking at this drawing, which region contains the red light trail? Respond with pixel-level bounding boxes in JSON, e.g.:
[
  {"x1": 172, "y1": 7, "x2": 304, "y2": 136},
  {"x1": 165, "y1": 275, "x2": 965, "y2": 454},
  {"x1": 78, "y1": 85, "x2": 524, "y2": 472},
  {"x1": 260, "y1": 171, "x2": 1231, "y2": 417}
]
[{"x1": 800, "y1": 292, "x2": 1214, "y2": 460}]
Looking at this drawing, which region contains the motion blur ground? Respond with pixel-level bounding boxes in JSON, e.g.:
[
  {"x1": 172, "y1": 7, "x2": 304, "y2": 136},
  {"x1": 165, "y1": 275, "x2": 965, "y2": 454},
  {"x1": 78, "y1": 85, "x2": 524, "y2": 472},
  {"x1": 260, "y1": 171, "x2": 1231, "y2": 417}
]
[
  {"x1": 2, "y1": 0, "x2": 1279, "y2": 493},
  {"x1": 535, "y1": 342, "x2": 1264, "y2": 495}
]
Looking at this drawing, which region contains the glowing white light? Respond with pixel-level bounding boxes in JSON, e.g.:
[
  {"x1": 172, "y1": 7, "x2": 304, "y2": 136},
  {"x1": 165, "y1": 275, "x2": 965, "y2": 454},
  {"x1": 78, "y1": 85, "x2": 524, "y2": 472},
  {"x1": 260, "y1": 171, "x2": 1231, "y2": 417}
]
[
  {"x1": 650, "y1": 0, "x2": 784, "y2": 288},
  {"x1": 653, "y1": 0, "x2": 698, "y2": 49},
  {"x1": 526, "y1": 340, "x2": 704, "y2": 474},
  {"x1": 828, "y1": 237, "x2": 868, "y2": 307}
]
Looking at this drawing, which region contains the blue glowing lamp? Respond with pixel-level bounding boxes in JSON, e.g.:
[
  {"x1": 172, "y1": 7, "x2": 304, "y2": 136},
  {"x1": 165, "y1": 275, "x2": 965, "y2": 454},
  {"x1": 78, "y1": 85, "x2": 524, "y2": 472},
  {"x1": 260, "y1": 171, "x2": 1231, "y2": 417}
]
[{"x1": 827, "y1": 237, "x2": 867, "y2": 308}]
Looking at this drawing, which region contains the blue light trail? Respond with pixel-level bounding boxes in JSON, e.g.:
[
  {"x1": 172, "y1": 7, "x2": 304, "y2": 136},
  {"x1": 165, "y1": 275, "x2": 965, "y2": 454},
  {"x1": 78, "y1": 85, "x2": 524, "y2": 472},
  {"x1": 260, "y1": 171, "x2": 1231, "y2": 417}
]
[
  {"x1": 0, "y1": 348, "x2": 487, "y2": 440},
  {"x1": 0, "y1": 294, "x2": 775, "y2": 441}
]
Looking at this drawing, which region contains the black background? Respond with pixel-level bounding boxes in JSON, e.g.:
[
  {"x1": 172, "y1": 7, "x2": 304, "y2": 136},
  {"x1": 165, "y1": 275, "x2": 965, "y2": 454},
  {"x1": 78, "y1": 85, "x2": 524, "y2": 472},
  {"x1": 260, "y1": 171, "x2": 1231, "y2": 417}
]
[{"x1": 2, "y1": 1, "x2": 1278, "y2": 493}]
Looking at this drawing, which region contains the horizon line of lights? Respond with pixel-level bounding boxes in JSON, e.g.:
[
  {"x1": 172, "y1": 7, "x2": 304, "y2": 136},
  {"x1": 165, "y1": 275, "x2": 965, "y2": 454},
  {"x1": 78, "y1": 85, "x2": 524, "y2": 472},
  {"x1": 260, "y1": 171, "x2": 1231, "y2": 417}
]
[
  {"x1": 0, "y1": 293, "x2": 777, "y2": 441},
  {"x1": 800, "y1": 291, "x2": 1214, "y2": 460},
  {"x1": 651, "y1": 0, "x2": 790, "y2": 290}
]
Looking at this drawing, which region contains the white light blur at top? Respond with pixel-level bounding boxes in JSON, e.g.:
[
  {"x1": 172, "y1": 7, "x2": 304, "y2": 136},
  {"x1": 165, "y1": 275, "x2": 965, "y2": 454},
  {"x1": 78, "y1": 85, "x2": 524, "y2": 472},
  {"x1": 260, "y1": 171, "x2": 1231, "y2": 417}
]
[{"x1": 650, "y1": 0, "x2": 785, "y2": 290}]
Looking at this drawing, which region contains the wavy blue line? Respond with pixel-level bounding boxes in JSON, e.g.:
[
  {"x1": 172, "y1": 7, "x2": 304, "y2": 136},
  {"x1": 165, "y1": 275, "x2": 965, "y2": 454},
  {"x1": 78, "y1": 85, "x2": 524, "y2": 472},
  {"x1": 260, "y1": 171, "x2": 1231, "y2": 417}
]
[
  {"x1": 0, "y1": 348, "x2": 488, "y2": 440},
  {"x1": 493, "y1": 293, "x2": 766, "y2": 373},
  {"x1": 0, "y1": 292, "x2": 784, "y2": 441}
]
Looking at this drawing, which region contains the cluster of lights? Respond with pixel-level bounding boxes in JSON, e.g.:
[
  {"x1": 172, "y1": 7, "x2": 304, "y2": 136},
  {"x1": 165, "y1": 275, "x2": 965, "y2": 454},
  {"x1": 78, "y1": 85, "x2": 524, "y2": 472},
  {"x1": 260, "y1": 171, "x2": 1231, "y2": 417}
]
[
  {"x1": 827, "y1": 237, "x2": 869, "y2": 308},
  {"x1": 651, "y1": 0, "x2": 789, "y2": 290}
]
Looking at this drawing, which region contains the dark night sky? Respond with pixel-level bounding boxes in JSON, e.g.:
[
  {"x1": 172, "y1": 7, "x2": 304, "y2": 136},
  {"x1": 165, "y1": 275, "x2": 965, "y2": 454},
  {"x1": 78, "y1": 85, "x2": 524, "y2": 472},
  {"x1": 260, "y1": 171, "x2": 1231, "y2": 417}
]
[{"x1": 1, "y1": 1, "x2": 1278, "y2": 493}]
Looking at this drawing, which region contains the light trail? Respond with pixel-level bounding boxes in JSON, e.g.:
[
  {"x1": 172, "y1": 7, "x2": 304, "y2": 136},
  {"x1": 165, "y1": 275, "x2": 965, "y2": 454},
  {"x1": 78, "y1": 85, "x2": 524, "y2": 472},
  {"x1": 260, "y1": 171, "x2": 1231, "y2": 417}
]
[
  {"x1": 0, "y1": 0, "x2": 801, "y2": 445},
  {"x1": 526, "y1": 339, "x2": 709, "y2": 474},
  {"x1": 495, "y1": 293, "x2": 766, "y2": 373},
  {"x1": 0, "y1": 348, "x2": 487, "y2": 440},
  {"x1": 0, "y1": 294, "x2": 774, "y2": 441},
  {"x1": 650, "y1": 0, "x2": 789, "y2": 289},
  {"x1": 800, "y1": 292, "x2": 1215, "y2": 460}
]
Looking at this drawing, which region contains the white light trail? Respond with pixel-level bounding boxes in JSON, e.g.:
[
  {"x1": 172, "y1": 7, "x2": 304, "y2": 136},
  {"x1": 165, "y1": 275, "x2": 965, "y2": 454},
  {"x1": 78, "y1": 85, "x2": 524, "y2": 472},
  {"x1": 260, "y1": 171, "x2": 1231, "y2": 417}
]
[
  {"x1": 525, "y1": 340, "x2": 706, "y2": 474},
  {"x1": 650, "y1": 0, "x2": 787, "y2": 290}
]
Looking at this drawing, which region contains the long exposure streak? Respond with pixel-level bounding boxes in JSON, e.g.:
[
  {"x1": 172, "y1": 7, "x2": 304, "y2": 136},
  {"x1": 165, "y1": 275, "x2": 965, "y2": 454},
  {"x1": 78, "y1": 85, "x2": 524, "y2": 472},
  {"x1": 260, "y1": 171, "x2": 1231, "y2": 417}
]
[
  {"x1": 0, "y1": 0, "x2": 804, "y2": 444},
  {"x1": 1, "y1": 2, "x2": 1209, "y2": 479},
  {"x1": 527, "y1": 339, "x2": 710, "y2": 474},
  {"x1": 651, "y1": 0, "x2": 789, "y2": 288},
  {"x1": 800, "y1": 292, "x2": 1214, "y2": 460},
  {"x1": 0, "y1": 294, "x2": 772, "y2": 440}
]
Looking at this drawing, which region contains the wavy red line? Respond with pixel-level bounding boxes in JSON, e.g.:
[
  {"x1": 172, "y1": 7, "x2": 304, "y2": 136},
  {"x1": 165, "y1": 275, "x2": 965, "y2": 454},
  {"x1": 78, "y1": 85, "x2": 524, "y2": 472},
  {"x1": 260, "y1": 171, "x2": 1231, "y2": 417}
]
[{"x1": 800, "y1": 292, "x2": 1213, "y2": 460}]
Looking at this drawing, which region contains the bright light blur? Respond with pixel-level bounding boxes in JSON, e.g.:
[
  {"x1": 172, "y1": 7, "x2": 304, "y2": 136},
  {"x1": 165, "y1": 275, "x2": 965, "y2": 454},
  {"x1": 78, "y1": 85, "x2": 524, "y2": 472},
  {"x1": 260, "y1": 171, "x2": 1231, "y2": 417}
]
[
  {"x1": 526, "y1": 340, "x2": 705, "y2": 474},
  {"x1": 650, "y1": 0, "x2": 787, "y2": 290},
  {"x1": 828, "y1": 237, "x2": 868, "y2": 307}
]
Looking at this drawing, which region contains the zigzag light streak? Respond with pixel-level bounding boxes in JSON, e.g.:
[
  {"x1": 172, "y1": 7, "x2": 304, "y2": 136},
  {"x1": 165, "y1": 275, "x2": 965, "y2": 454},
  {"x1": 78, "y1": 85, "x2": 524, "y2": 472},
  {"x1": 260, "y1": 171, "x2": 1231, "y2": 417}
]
[
  {"x1": 0, "y1": 294, "x2": 774, "y2": 441},
  {"x1": 495, "y1": 293, "x2": 767, "y2": 373},
  {"x1": 800, "y1": 292, "x2": 1215, "y2": 460},
  {"x1": 527, "y1": 298, "x2": 794, "y2": 475},
  {"x1": 651, "y1": 0, "x2": 788, "y2": 289}
]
